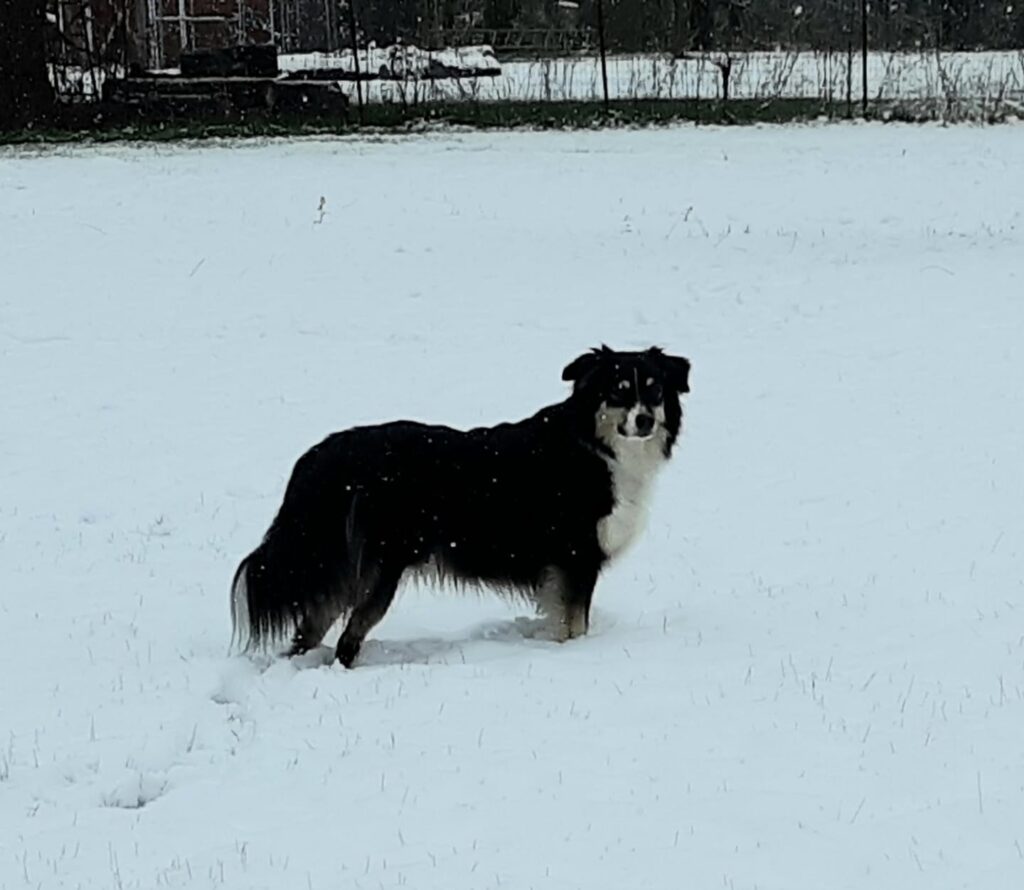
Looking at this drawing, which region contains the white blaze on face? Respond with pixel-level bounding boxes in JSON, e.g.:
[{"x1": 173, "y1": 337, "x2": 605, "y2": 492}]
[{"x1": 621, "y1": 403, "x2": 646, "y2": 438}]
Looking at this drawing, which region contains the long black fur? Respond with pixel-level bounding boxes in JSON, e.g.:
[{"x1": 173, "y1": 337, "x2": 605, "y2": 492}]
[{"x1": 232, "y1": 346, "x2": 690, "y2": 667}]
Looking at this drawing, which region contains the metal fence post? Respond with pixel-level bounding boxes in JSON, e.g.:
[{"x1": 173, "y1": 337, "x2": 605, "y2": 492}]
[
  {"x1": 861, "y1": 0, "x2": 868, "y2": 115},
  {"x1": 345, "y1": 0, "x2": 364, "y2": 120},
  {"x1": 595, "y1": 0, "x2": 609, "y2": 112}
]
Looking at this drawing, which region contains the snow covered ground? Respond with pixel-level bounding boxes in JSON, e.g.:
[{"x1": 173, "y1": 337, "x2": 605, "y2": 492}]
[
  {"x1": 282, "y1": 48, "x2": 1024, "y2": 106},
  {"x1": 2, "y1": 125, "x2": 1024, "y2": 889},
  {"x1": 493, "y1": 49, "x2": 1024, "y2": 103}
]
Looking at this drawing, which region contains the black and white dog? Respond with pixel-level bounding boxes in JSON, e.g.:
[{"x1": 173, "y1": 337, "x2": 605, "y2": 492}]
[{"x1": 232, "y1": 346, "x2": 691, "y2": 667}]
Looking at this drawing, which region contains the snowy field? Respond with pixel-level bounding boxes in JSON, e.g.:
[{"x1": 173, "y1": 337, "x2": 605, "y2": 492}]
[{"x1": 2, "y1": 125, "x2": 1024, "y2": 889}]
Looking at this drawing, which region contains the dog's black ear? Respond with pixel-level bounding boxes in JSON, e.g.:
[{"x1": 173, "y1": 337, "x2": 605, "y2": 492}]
[
  {"x1": 647, "y1": 347, "x2": 690, "y2": 393},
  {"x1": 665, "y1": 354, "x2": 692, "y2": 393},
  {"x1": 562, "y1": 346, "x2": 611, "y2": 384}
]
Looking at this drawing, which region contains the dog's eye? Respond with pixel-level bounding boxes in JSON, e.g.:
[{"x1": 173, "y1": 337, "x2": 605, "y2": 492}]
[
  {"x1": 646, "y1": 383, "x2": 663, "y2": 403},
  {"x1": 618, "y1": 380, "x2": 630, "y2": 390}
]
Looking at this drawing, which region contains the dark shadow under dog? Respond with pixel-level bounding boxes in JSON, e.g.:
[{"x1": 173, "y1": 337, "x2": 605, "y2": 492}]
[{"x1": 287, "y1": 615, "x2": 584, "y2": 670}]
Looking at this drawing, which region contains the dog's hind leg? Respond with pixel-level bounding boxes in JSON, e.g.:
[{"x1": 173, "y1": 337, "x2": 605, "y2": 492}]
[
  {"x1": 335, "y1": 567, "x2": 402, "y2": 668},
  {"x1": 286, "y1": 603, "x2": 340, "y2": 657}
]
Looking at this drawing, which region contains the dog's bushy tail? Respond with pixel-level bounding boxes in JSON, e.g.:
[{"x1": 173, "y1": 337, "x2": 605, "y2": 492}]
[
  {"x1": 231, "y1": 527, "x2": 320, "y2": 651},
  {"x1": 231, "y1": 442, "x2": 362, "y2": 652}
]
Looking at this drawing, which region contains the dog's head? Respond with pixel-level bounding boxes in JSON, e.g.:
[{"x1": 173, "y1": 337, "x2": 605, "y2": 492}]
[{"x1": 562, "y1": 345, "x2": 691, "y2": 457}]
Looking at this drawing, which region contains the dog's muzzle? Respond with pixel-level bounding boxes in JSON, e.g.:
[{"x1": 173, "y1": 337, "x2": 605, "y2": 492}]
[{"x1": 619, "y1": 411, "x2": 656, "y2": 439}]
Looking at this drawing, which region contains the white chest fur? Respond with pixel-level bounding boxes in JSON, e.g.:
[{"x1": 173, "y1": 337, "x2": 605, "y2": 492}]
[{"x1": 597, "y1": 437, "x2": 666, "y2": 560}]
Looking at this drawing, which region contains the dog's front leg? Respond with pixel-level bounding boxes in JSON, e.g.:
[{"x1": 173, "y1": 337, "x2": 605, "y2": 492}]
[
  {"x1": 537, "y1": 564, "x2": 598, "y2": 641},
  {"x1": 562, "y1": 564, "x2": 598, "y2": 640}
]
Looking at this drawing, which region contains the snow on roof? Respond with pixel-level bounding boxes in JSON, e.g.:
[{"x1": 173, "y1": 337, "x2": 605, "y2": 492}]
[{"x1": 279, "y1": 43, "x2": 501, "y2": 79}]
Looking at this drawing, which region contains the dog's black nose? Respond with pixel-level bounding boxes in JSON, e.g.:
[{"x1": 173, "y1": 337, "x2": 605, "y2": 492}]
[{"x1": 635, "y1": 413, "x2": 655, "y2": 435}]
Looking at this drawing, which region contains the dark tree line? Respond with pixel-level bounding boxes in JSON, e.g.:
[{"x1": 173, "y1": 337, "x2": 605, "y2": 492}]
[
  {"x1": 362, "y1": 0, "x2": 1024, "y2": 52},
  {"x1": 0, "y1": 0, "x2": 53, "y2": 128},
  {"x1": 579, "y1": 0, "x2": 1023, "y2": 52}
]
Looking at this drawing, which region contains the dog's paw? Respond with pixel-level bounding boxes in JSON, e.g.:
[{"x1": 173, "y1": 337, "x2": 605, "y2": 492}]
[{"x1": 335, "y1": 638, "x2": 361, "y2": 668}]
